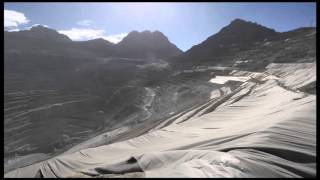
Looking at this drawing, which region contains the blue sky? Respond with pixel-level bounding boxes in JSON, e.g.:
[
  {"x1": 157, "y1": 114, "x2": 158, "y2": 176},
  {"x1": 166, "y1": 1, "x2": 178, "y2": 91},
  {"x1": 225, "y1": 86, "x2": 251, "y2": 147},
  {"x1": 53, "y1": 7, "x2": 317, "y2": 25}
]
[{"x1": 4, "y1": 2, "x2": 316, "y2": 51}]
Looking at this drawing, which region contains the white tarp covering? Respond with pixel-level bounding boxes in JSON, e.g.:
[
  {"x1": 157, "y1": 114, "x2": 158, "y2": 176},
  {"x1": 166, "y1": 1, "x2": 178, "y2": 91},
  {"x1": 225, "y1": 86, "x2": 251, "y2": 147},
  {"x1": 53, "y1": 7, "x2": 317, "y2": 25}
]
[
  {"x1": 209, "y1": 76, "x2": 250, "y2": 84},
  {"x1": 5, "y1": 63, "x2": 316, "y2": 178}
]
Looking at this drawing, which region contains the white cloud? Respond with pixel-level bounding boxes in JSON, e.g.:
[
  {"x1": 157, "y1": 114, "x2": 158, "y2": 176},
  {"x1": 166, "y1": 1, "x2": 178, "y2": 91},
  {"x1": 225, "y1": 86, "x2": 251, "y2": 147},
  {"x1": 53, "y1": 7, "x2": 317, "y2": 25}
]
[
  {"x1": 4, "y1": 9, "x2": 29, "y2": 28},
  {"x1": 58, "y1": 28, "x2": 106, "y2": 41},
  {"x1": 6, "y1": 28, "x2": 20, "y2": 32},
  {"x1": 77, "y1": 20, "x2": 93, "y2": 26},
  {"x1": 5, "y1": 24, "x2": 50, "y2": 32},
  {"x1": 58, "y1": 27, "x2": 128, "y2": 43},
  {"x1": 101, "y1": 33, "x2": 128, "y2": 43}
]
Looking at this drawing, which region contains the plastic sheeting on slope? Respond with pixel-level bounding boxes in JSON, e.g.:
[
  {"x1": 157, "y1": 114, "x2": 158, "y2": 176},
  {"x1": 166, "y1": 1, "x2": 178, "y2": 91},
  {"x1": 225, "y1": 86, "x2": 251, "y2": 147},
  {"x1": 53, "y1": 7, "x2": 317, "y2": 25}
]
[
  {"x1": 265, "y1": 62, "x2": 316, "y2": 90},
  {"x1": 209, "y1": 76, "x2": 250, "y2": 84},
  {"x1": 5, "y1": 63, "x2": 316, "y2": 178}
]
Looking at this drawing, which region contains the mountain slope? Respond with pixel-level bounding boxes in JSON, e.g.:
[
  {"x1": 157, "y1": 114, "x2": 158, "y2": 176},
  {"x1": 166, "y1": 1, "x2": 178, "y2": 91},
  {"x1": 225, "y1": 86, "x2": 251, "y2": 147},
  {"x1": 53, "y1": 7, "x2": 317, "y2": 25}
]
[
  {"x1": 172, "y1": 19, "x2": 315, "y2": 70},
  {"x1": 5, "y1": 62, "x2": 316, "y2": 178}
]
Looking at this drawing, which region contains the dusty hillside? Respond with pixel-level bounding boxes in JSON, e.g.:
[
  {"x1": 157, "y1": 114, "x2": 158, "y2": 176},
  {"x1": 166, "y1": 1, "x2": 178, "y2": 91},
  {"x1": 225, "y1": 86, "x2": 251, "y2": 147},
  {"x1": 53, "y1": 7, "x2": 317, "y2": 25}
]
[{"x1": 4, "y1": 19, "x2": 316, "y2": 177}]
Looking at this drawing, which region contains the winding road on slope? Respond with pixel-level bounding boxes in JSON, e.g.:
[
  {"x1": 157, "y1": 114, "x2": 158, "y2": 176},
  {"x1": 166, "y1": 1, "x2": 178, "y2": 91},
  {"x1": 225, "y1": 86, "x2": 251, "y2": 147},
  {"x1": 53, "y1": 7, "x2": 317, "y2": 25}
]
[{"x1": 141, "y1": 87, "x2": 156, "y2": 121}]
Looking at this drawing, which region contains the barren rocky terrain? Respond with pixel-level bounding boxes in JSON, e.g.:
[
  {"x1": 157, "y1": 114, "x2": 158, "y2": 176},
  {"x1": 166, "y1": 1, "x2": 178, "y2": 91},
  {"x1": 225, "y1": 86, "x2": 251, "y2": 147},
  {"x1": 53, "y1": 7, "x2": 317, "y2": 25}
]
[{"x1": 4, "y1": 19, "x2": 316, "y2": 177}]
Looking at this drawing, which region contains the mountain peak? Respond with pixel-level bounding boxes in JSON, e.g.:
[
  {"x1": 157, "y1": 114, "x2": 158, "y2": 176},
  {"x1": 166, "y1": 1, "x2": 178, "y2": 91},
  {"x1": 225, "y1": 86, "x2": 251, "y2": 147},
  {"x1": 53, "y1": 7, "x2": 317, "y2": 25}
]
[
  {"x1": 141, "y1": 30, "x2": 152, "y2": 34},
  {"x1": 89, "y1": 38, "x2": 112, "y2": 43},
  {"x1": 182, "y1": 18, "x2": 280, "y2": 61},
  {"x1": 120, "y1": 30, "x2": 169, "y2": 45},
  {"x1": 153, "y1": 30, "x2": 164, "y2": 35},
  {"x1": 229, "y1": 18, "x2": 248, "y2": 24},
  {"x1": 21, "y1": 25, "x2": 71, "y2": 41},
  {"x1": 219, "y1": 18, "x2": 277, "y2": 36},
  {"x1": 117, "y1": 30, "x2": 182, "y2": 58},
  {"x1": 200, "y1": 18, "x2": 279, "y2": 45},
  {"x1": 30, "y1": 25, "x2": 51, "y2": 31},
  {"x1": 127, "y1": 30, "x2": 139, "y2": 36},
  {"x1": 125, "y1": 30, "x2": 166, "y2": 39}
]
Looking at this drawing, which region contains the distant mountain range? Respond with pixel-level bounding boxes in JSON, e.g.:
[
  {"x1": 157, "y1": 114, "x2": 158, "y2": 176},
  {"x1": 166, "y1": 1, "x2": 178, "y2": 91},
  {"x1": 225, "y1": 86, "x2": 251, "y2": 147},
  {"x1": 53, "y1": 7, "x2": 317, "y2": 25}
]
[
  {"x1": 4, "y1": 25, "x2": 183, "y2": 59},
  {"x1": 4, "y1": 18, "x2": 315, "y2": 63}
]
